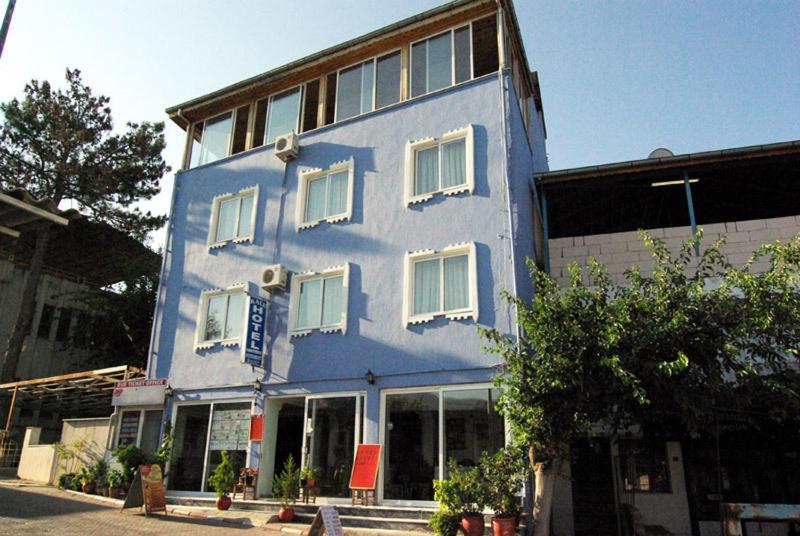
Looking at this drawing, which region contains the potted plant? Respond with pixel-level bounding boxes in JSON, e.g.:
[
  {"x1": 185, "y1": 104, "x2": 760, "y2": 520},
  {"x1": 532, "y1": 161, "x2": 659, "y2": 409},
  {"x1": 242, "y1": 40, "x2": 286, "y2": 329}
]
[
  {"x1": 208, "y1": 450, "x2": 237, "y2": 510},
  {"x1": 77, "y1": 466, "x2": 96, "y2": 494},
  {"x1": 272, "y1": 455, "x2": 300, "y2": 522},
  {"x1": 428, "y1": 509, "x2": 461, "y2": 536},
  {"x1": 434, "y1": 459, "x2": 487, "y2": 536},
  {"x1": 93, "y1": 459, "x2": 109, "y2": 496},
  {"x1": 300, "y1": 465, "x2": 318, "y2": 488},
  {"x1": 107, "y1": 469, "x2": 124, "y2": 499},
  {"x1": 480, "y1": 448, "x2": 527, "y2": 536}
]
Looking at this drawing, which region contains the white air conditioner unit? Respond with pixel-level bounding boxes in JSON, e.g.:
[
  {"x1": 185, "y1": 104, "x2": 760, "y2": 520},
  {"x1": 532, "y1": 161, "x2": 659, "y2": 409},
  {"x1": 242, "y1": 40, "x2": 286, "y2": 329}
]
[
  {"x1": 261, "y1": 264, "x2": 288, "y2": 291},
  {"x1": 274, "y1": 132, "x2": 299, "y2": 161}
]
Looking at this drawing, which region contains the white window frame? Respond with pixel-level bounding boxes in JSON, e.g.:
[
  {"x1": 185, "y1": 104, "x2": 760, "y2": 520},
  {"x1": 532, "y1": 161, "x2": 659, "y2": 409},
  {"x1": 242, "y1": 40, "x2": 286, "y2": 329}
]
[
  {"x1": 332, "y1": 48, "x2": 403, "y2": 124},
  {"x1": 409, "y1": 19, "x2": 477, "y2": 98},
  {"x1": 113, "y1": 406, "x2": 164, "y2": 449},
  {"x1": 207, "y1": 185, "x2": 259, "y2": 248},
  {"x1": 263, "y1": 85, "x2": 304, "y2": 145},
  {"x1": 295, "y1": 158, "x2": 355, "y2": 230},
  {"x1": 402, "y1": 242, "x2": 478, "y2": 326},
  {"x1": 195, "y1": 284, "x2": 247, "y2": 349},
  {"x1": 288, "y1": 263, "x2": 350, "y2": 338},
  {"x1": 404, "y1": 125, "x2": 474, "y2": 206},
  {"x1": 189, "y1": 106, "x2": 248, "y2": 169}
]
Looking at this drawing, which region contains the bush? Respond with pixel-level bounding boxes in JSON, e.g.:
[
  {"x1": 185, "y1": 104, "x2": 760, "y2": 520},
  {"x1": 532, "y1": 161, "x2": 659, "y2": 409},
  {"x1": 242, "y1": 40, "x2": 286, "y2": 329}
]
[
  {"x1": 272, "y1": 454, "x2": 300, "y2": 507},
  {"x1": 429, "y1": 510, "x2": 460, "y2": 536},
  {"x1": 91, "y1": 459, "x2": 108, "y2": 486},
  {"x1": 57, "y1": 472, "x2": 75, "y2": 490},
  {"x1": 208, "y1": 451, "x2": 236, "y2": 498},
  {"x1": 433, "y1": 458, "x2": 487, "y2": 516},
  {"x1": 480, "y1": 447, "x2": 527, "y2": 519},
  {"x1": 107, "y1": 469, "x2": 124, "y2": 488}
]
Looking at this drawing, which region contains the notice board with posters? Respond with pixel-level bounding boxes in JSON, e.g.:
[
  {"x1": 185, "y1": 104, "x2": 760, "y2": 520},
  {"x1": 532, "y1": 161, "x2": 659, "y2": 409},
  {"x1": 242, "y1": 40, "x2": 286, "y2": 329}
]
[
  {"x1": 349, "y1": 444, "x2": 381, "y2": 490},
  {"x1": 140, "y1": 464, "x2": 167, "y2": 516}
]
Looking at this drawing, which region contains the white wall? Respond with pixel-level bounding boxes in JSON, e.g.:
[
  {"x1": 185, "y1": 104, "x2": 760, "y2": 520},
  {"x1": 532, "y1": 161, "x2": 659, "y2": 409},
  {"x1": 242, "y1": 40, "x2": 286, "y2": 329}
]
[{"x1": 17, "y1": 427, "x2": 57, "y2": 484}]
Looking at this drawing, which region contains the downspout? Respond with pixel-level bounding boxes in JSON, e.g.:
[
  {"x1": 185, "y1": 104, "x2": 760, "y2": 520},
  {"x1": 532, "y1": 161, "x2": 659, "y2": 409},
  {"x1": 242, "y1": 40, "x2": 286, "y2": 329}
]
[{"x1": 683, "y1": 170, "x2": 700, "y2": 256}]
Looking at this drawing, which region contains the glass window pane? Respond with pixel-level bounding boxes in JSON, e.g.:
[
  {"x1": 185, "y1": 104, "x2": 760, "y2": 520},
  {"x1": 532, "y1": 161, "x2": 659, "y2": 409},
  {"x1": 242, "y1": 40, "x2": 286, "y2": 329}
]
[
  {"x1": 427, "y1": 32, "x2": 453, "y2": 93},
  {"x1": 321, "y1": 276, "x2": 344, "y2": 326},
  {"x1": 305, "y1": 177, "x2": 327, "y2": 222},
  {"x1": 308, "y1": 397, "x2": 357, "y2": 498},
  {"x1": 253, "y1": 99, "x2": 268, "y2": 148},
  {"x1": 189, "y1": 121, "x2": 204, "y2": 168},
  {"x1": 231, "y1": 105, "x2": 250, "y2": 154},
  {"x1": 454, "y1": 26, "x2": 471, "y2": 83},
  {"x1": 444, "y1": 389, "x2": 504, "y2": 472},
  {"x1": 336, "y1": 63, "x2": 363, "y2": 121},
  {"x1": 375, "y1": 51, "x2": 401, "y2": 109},
  {"x1": 302, "y1": 79, "x2": 320, "y2": 133},
  {"x1": 170, "y1": 404, "x2": 211, "y2": 491},
  {"x1": 215, "y1": 198, "x2": 239, "y2": 242},
  {"x1": 266, "y1": 87, "x2": 301, "y2": 144},
  {"x1": 472, "y1": 15, "x2": 499, "y2": 77},
  {"x1": 224, "y1": 292, "x2": 244, "y2": 339},
  {"x1": 414, "y1": 259, "x2": 440, "y2": 315},
  {"x1": 140, "y1": 410, "x2": 164, "y2": 454},
  {"x1": 199, "y1": 112, "x2": 233, "y2": 166},
  {"x1": 327, "y1": 171, "x2": 349, "y2": 217},
  {"x1": 415, "y1": 146, "x2": 439, "y2": 195},
  {"x1": 118, "y1": 411, "x2": 140, "y2": 447},
  {"x1": 237, "y1": 194, "x2": 254, "y2": 238},
  {"x1": 384, "y1": 392, "x2": 439, "y2": 500},
  {"x1": 443, "y1": 254, "x2": 469, "y2": 311},
  {"x1": 324, "y1": 73, "x2": 337, "y2": 125},
  {"x1": 441, "y1": 138, "x2": 467, "y2": 188},
  {"x1": 411, "y1": 41, "x2": 427, "y2": 98},
  {"x1": 205, "y1": 295, "x2": 226, "y2": 341},
  {"x1": 297, "y1": 278, "x2": 322, "y2": 329},
  {"x1": 205, "y1": 403, "x2": 249, "y2": 492},
  {"x1": 360, "y1": 60, "x2": 374, "y2": 114}
]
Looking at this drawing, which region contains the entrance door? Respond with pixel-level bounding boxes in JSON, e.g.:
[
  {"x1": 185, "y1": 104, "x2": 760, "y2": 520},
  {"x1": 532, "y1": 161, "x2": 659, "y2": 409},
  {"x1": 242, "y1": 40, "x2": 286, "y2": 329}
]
[
  {"x1": 304, "y1": 395, "x2": 363, "y2": 498},
  {"x1": 170, "y1": 404, "x2": 211, "y2": 491}
]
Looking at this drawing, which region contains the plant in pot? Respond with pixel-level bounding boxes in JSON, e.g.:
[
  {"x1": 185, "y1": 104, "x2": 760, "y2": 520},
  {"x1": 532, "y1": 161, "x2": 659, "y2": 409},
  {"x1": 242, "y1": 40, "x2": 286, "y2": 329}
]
[
  {"x1": 272, "y1": 455, "x2": 300, "y2": 522},
  {"x1": 77, "y1": 467, "x2": 96, "y2": 494},
  {"x1": 436, "y1": 458, "x2": 488, "y2": 536},
  {"x1": 107, "y1": 469, "x2": 124, "y2": 499},
  {"x1": 300, "y1": 465, "x2": 318, "y2": 488},
  {"x1": 93, "y1": 459, "x2": 109, "y2": 496},
  {"x1": 480, "y1": 447, "x2": 527, "y2": 536},
  {"x1": 208, "y1": 450, "x2": 237, "y2": 510}
]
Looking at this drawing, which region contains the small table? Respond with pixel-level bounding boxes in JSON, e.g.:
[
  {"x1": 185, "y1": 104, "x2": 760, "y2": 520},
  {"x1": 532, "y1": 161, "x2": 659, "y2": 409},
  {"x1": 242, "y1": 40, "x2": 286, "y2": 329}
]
[{"x1": 301, "y1": 480, "x2": 320, "y2": 504}]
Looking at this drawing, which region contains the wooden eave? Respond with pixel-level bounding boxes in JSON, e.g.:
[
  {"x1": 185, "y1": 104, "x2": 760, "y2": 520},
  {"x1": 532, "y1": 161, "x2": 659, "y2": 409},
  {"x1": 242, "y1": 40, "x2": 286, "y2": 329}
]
[{"x1": 167, "y1": 0, "x2": 518, "y2": 130}]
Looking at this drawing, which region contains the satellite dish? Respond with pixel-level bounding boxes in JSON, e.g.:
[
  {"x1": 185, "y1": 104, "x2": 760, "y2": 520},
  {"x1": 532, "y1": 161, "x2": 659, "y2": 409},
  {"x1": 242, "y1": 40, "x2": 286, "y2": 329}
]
[{"x1": 648, "y1": 148, "x2": 674, "y2": 159}]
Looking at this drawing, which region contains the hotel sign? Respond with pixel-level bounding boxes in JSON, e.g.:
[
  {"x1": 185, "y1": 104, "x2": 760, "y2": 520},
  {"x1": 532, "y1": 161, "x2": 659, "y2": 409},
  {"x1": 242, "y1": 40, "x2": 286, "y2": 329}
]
[{"x1": 243, "y1": 295, "x2": 268, "y2": 367}]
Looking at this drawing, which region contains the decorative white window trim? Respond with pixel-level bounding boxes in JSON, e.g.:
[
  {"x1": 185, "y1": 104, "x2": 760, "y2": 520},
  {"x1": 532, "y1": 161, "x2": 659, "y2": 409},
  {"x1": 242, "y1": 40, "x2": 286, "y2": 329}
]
[
  {"x1": 194, "y1": 283, "x2": 247, "y2": 350},
  {"x1": 402, "y1": 242, "x2": 478, "y2": 327},
  {"x1": 296, "y1": 158, "x2": 355, "y2": 231},
  {"x1": 207, "y1": 185, "x2": 259, "y2": 249},
  {"x1": 288, "y1": 263, "x2": 350, "y2": 338},
  {"x1": 404, "y1": 125, "x2": 474, "y2": 206}
]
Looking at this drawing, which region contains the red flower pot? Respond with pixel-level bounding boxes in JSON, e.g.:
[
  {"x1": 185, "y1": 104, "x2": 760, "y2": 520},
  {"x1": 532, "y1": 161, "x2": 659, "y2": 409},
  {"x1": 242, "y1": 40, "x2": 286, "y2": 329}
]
[
  {"x1": 461, "y1": 514, "x2": 484, "y2": 536},
  {"x1": 278, "y1": 507, "x2": 295, "y2": 522},
  {"x1": 81, "y1": 482, "x2": 96, "y2": 494},
  {"x1": 492, "y1": 516, "x2": 517, "y2": 536},
  {"x1": 216, "y1": 495, "x2": 232, "y2": 510}
]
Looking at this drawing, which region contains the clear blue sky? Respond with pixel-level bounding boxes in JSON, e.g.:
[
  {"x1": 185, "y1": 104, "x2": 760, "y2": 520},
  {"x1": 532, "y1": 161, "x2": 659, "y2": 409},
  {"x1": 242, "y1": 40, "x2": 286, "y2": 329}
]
[{"x1": 2, "y1": 1, "x2": 798, "y2": 246}]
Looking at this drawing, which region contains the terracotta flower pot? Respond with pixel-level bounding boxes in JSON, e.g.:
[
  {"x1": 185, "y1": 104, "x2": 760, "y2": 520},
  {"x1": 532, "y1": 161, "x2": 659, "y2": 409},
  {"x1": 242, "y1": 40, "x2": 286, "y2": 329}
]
[
  {"x1": 492, "y1": 516, "x2": 517, "y2": 536},
  {"x1": 109, "y1": 487, "x2": 122, "y2": 499},
  {"x1": 461, "y1": 514, "x2": 484, "y2": 536},
  {"x1": 278, "y1": 507, "x2": 295, "y2": 522},
  {"x1": 216, "y1": 495, "x2": 232, "y2": 510},
  {"x1": 81, "y1": 482, "x2": 96, "y2": 494}
]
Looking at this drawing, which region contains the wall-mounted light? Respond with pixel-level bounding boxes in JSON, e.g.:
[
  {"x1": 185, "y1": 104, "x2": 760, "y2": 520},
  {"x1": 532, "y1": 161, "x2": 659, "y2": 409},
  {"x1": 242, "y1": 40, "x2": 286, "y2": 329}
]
[
  {"x1": 365, "y1": 369, "x2": 376, "y2": 385},
  {"x1": 253, "y1": 378, "x2": 262, "y2": 392},
  {"x1": 164, "y1": 385, "x2": 173, "y2": 397},
  {"x1": 651, "y1": 178, "x2": 699, "y2": 188}
]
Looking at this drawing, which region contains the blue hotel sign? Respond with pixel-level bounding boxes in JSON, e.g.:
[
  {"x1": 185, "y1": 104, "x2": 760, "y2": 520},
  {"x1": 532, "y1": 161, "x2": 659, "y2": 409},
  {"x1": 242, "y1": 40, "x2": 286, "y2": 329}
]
[{"x1": 243, "y1": 296, "x2": 268, "y2": 367}]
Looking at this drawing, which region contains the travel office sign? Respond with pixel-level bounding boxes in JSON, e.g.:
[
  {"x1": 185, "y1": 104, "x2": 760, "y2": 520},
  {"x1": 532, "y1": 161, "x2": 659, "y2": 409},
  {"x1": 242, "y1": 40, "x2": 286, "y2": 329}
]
[{"x1": 242, "y1": 295, "x2": 268, "y2": 367}]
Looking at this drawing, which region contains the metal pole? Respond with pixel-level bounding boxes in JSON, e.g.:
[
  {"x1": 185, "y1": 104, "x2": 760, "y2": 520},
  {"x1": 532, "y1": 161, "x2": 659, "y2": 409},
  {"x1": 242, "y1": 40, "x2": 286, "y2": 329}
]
[
  {"x1": 541, "y1": 189, "x2": 551, "y2": 274},
  {"x1": 683, "y1": 170, "x2": 700, "y2": 256},
  {"x1": 0, "y1": 0, "x2": 17, "y2": 61},
  {"x1": 3, "y1": 386, "x2": 18, "y2": 436}
]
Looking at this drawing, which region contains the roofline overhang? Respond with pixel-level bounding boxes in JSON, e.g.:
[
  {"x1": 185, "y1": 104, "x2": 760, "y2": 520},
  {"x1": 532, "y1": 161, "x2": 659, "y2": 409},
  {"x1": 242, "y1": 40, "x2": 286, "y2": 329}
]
[{"x1": 536, "y1": 140, "x2": 800, "y2": 186}]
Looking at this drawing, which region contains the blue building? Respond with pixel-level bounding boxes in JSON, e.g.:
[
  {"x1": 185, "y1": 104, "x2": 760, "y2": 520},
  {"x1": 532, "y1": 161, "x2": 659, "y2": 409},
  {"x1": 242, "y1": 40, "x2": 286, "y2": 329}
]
[{"x1": 148, "y1": 0, "x2": 547, "y2": 503}]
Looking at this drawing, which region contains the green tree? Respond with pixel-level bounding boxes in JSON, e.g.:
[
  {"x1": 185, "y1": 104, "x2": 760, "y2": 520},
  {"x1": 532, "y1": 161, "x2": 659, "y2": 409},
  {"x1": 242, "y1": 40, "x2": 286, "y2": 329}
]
[
  {"x1": 0, "y1": 68, "x2": 168, "y2": 381},
  {"x1": 480, "y1": 231, "x2": 800, "y2": 536}
]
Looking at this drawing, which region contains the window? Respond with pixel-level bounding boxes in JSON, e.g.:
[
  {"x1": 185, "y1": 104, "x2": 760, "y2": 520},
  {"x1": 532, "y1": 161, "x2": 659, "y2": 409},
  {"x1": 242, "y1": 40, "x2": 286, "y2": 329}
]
[
  {"x1": 55, "y1": 308, "x2": 72, "y2": 342},
  {"x1": 208, "y1": 186, "x2": 258, "y2": 248},
  {"x1": 289, "y1": 264, "x2": 349, "y2": 336},
  {"x1": 37, "y1": 304, "x2": 55, "y2": 339},
  {"x1": 404, "y1": 125, "x2": 474, "y2": 205},
  {"x1": 403, "y1": 242, "x2": 478, "y2": 326},
  {"x1": 117, "y1": 410, "x2": 141, "y2": 447},
  {"x1": 188, "y1": 105, "x2": 251, "y2": 169},
  {"x1": 265, "y1": 87, "x2": 302, "y2": 145},
  {"x1": 196, "y1": 287, "x2": 246, "y2": 348},
  {"x1": 620, "y1": 439, "x2": 671, "y2": 493},
  {"x1": 296, "y1": 158, "x2": 354, "y2": 229},
  {"x1": 334, "y1": 51, "x2": 401, "y2": 123}
]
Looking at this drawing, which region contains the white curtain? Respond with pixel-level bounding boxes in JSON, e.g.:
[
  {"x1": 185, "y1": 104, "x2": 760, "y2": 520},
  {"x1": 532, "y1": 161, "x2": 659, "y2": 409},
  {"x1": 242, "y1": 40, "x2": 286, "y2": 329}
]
[
  {"x1": 216, "y1": 198, "x2": 239, "y2": 242},
  {"x1": 415, "y1": 146, "x2": 439, "y2": 195},
  {"x1": 414, "y1": 259, "x2": 440, "y2": 315},
  {"x1": 297, "y1": 279, "x2": 322, "y2": 329},
  {"x1": 305, "y1": 177, "x2": 327, "y2": 222},
  {"x1": 327, "y1": 171, "x2": 349, "y2": 216},
  {"x1": 224, "y1": 293, "x2": 245, "y2": 339},
  {"x1": 237, "y1": 194, "x2": 254, "y2": 237},
  {"x1": 443, "y1": 255, "x2": 468, "y2": 311},
  {"x1": 441, "y1": 138, "x2": 466, "y2": 188},
  {"x1": 321, "y1": 276, "x2": 344, "y2": 326}
]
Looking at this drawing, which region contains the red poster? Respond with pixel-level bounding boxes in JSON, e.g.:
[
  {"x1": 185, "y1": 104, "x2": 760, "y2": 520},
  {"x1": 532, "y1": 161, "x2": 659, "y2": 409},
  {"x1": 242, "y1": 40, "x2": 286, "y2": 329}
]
[
  {"x1": 349, "y1": 444, "x2": 381, "y2": 490},
  {"x1": 249, "y1": 415, "x2": 264, "y2": 441}
]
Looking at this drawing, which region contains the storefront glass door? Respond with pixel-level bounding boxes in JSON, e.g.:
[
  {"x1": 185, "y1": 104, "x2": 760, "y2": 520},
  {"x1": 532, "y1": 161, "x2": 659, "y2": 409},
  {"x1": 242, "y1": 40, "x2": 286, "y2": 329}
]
[
  {"x1": 170, "y1": 404, "x2": 211, "y2": 491},
  {"x1": 205, "y1": 402, "x2": 250, "y2": 491}
]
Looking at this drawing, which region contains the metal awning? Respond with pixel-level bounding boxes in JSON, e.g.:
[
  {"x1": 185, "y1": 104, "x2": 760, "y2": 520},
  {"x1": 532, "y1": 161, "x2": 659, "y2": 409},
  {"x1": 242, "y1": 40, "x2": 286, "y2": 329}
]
[{"x1": 0, "y1": 365, "x2": 146, "y2": 436}]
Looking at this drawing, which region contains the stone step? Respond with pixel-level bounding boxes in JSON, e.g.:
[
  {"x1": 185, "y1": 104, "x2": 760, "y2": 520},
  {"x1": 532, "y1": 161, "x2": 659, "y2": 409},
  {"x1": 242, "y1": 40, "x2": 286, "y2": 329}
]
[{"x1": 292, "y1": 511, "x2": 431, "y2": 532}]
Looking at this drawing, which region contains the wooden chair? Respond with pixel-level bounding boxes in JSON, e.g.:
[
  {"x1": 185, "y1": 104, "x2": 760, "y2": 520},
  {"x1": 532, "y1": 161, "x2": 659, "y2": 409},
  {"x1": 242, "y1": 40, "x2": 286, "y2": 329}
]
[{"x1": 232, "y1": 468, "x2": 259, "y2": 500}]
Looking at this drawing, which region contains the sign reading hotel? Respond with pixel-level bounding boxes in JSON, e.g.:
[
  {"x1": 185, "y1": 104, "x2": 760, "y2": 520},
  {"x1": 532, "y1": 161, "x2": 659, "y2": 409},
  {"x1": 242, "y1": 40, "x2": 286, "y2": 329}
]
[
  {"x1": 243, "y1": 295, "x2": 268, "y2": 367},
  {"x1": 112, "y1": 378, "x2": 167, "y2": 406}
]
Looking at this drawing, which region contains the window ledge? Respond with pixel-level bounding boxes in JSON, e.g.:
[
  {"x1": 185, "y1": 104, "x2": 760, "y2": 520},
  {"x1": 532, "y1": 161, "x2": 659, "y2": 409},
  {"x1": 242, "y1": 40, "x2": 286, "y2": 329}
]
[
  {"x1": 443, "y1": 185, "x2": 471, "y2": 197},
  {"x1": 208, "y1": 236, "x2": 253, "y2": 250},
  {"x1": 407, "y1": 194, "x2": 434, "y2": 206},
  {"x1": 297, "y1": 214, "x2": 350, "y2": 231},
  {"x1": 195, "y1": 339, "x2": 241, "y2": 351},
  {"x1": 289, "y1": 330, "x2": 312, "y2": 339},
  {"x1": 407, "y1": 309, "x2": 477, "y2": 327},
  {"x1": 289, "y1": 325, "x2": 346, "y2": 339},
  {"x1": 445, "y1": 310, "x2": 476, "y2": 321},
  {"x1": 408, "y1": 314, "x2": 436, "y2": 326}
]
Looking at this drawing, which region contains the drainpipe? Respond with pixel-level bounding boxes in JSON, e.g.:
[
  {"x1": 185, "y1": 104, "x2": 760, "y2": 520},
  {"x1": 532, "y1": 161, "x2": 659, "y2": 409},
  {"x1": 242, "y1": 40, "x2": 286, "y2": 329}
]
[
  {"x1": 683, "y1": 170, "x2": 700, "y2": 256},
  {"x1": 541, "y1": 188, "x2": 550, "y2": 275}
]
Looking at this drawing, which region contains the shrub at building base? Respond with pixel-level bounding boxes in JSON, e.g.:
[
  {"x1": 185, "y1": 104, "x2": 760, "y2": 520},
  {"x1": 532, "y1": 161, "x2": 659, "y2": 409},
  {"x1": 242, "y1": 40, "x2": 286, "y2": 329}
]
[
  {"x1": 272, "y1": 455, "x2": 300, "y2": 522},
  {"x1": 107, "y1": 469, "x2": 124, "y2": 499},
  {"x1": 429, "y1": 510, "x2": 461, "y2": 536},
  {"x1": 208, "y1": 450, "x2": 236, "y2": 510},
  {"x1": 480, "y1": 447, "x2": 527, "y2": 536},
  {"x1": 433, "y1": 459, "x2": 488, "y2": 536}
]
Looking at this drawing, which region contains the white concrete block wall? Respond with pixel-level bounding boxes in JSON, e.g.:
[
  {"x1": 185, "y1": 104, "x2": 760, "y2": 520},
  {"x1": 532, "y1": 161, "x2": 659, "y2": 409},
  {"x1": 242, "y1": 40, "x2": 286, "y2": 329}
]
[{"x1": 548, "y1": 215, "x2": 800, "y2": 286}]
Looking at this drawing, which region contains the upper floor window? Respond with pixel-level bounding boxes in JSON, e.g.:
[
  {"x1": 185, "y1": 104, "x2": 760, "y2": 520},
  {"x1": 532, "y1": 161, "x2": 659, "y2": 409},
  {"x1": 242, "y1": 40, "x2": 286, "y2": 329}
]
[
  {"x1": 265, "y1": 87, "x2": 302, "y2": 145},
  {"x1": 405, "y1": 125, "x2": 474, "y2": 206},
  {"x1": 289, "y1": 264, "x2": 350, "y2": 337},
  {"x1": 403, "y1": 242, "x2": 478, "y2": 326},
  {"x1": 208, "y1": 186, "x2": 258, "y2": 248},
  {"x1": 335, "y1": 51, "x2": 401, "y2": 122},
  {"x1": 411, "y1": 15, "x2": 498, "y2": 98},
  {"x1": 296, "y1": 158, "x2": 354, "y2": 230},
  {"x1": 196, "y1": 286, "x2": 245, "y2": 348},
  {"x1": 190, "y1": 105, "x2": 250, "y2": 168}
]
